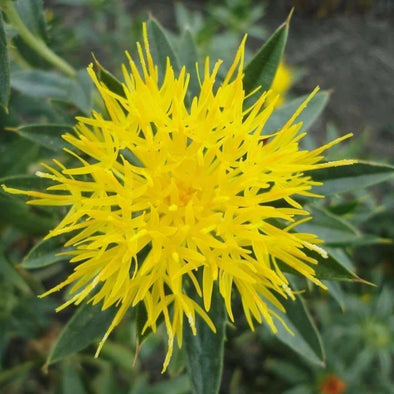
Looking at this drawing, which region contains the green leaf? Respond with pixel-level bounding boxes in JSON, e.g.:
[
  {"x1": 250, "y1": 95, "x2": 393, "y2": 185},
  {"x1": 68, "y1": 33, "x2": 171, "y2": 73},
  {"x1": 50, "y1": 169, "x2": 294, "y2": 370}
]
[
  {"x1": 99, "y1": 341, "x2": 134, "y2": 371},
  {"x1": 62, "y1": 361, "x2": 88, "y2": 394},
  {"x1": 0, "y1": 13, "x2": 10, "y2": 110},
  {"x1": 310, "y1": 250, "x2": 358, "y2": 282},
  {"x1": 0, "y1": 138, "x2": 40, "y2": 177},
  {"x1": 264, "y1": 91, "x2": 329, "y2": 133},
  {"x1": 93, "y1": 56, "x2": 125, "y2": 98},
  {"x1": 327, "y1": 200, "x2": 359, "y2": 216},
  {"x1": 178, "y1": 30, "x2": 200, "y2": 99},
  {"x1": 311, "y1": 161, "x2": 394, "y2": 196},
  {"x1": 297, "y1": 205, "x2": 360, "y2": 246},
  {"x1": 145, "y1": 375, "x2": 190, "y2": 394},
  {"x1": 22, "y1": 236, "x2": 72, "y2": 269},
  {"x1": 0, "y1": 247, "x2": 31, "y2": 294},
  {"x1": 322, "y1": 280, "x2": 345, "y2": 310},
  {"x1": 0, "y1": 175, "x2": 56, "y2": 234},
  {"x1": 46, "y1": 302, "x2": 117, "y2": 366},
  {"x1": 183, "y1": 286, "x2": 226, "y2": 394},
  {"x1": 270, "y1": 294, "x2": 325, "y2": 366},
  {"x1": 266, "y1": 359, "x2": 310, "y2": 385},
  {"x1": 147, "y1": 19, "x2": 180, "y2": 81},
  {"x1": 324, "y1": 246, "x2": 354, "y2": 271},
  {"x1": 243, "y1": 17, "x2": 289, "y2": 95},
  {"x1": 11, "y1": 69, "x2": 92, "y2": 113},
  {"x1": 279, "y1": 249, "x2": 359, "y2": 282},
  {"x1": 15, "y1": 124, "x2": 72, "y2": 151},
  {"x1": 14, "y1": 0, "x2": 47, "y2": 41},
  {"x1": 13, "y1": 0, "x2": 49, "y2": 67}
]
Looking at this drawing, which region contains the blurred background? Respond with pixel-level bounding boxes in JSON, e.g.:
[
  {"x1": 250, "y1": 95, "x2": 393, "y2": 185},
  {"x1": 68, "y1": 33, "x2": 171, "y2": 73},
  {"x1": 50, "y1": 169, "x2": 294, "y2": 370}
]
[{"x1": 1, "y1": 1, "x2": 393, "y2": 393}]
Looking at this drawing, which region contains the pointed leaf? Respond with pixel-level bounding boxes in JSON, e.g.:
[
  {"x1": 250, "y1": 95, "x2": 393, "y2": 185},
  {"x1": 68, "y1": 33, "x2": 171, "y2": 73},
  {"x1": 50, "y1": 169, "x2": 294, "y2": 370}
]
[
  {"x1": 178, "y1": 30, "x2": 200, "y2": 99},
  {"x1": 47, "y1": 302, "x2": 117, "y2": 365},
  {"x1": 13, "y1": 0, "x2": 49, "y2": 67},
  {"x1": 0, "y1": 139, "x2": 40, "y2": 177},
  {"x1": 62, "y1": 361, "x2": 88, "y2": 394},
  {"x1": 243, "y1": 18, "x2": 289, "y2": 95},
  {"x1": 146, "y1": 375, "x2": 190, "y2": 394},
  {"x1": 0, "y1": 13, "x2": 10, "y2": 110},
  {"x1": 14, "y1": 0, "x2": 48, "y2": 41},
  {"x1": 269, "y1": 294, "x2": 325, "y2": 366},
  {"x1": 309, "y1": 250, "x2": 358, "y2": 282},
  {"x1": 93, "y1": 56, "x2": 125, "y2": 98},
  {"x1": 297, "y1": 206, "x2": 360, "y2": 246},
  {"x1": 183, "y1": 286, "x2": 226, "y2": 394},
  {"x1": 264, "y1": 91, "x2": 329, "y2": 133},
  {"x1": 0, "y1": 247, "x2": 31, "y2": 294},
  {"x1": 22, "y1": 236, "x2": 72, "y2": 269},
  {"x1": 1, "y1": 174, "x2": 54, "y2": 192},
  {"x1": 147, "y1": 19, "x2": 180, "y2": 81},
  {"x1": 11, "y1": 69, "x2": 92, "y2": 113},
  {"x1": 0, "y1": 175, "x2": 55, "y2": 234},
  {"x1": 322, "y1": 280, "x2": 345, "y2": 310},
  {"x1": 279, "y1": 249, "x2": 359, "y2": 282},
  {"x1": 15, "y1": 124, "x2": 72, "y2": 151},
  {"x1": 311, "y1": 161, "x2": 394, "y2": 196}
]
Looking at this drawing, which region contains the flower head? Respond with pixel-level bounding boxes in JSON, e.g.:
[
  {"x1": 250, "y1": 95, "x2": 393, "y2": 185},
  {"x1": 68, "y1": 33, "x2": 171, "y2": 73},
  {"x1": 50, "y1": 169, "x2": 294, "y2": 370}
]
[{"x1": 3, "y1": 23, "x2": 353, "y2": 371}]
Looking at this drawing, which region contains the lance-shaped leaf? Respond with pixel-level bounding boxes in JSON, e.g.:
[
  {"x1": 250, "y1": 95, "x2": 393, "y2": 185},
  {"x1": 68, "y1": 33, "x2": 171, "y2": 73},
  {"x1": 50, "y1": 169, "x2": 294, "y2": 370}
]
[
  {"x1": 265, "y1": 294, "x2": 325, "y2": 366},
  {"x1": 297, "y1": 205, "x2": 360, "y2": 246},
  {"x1": 243, "y1": 13, "x2": 290, "y2": 95},
  {"x1": 0, "y1": 13, "x2": 10, "y2": 110},
  {"x1": 323, "y1": 280, "x2": 346, "y2": 310},
  {"x1": 11, "y1": 69, "x2": 92, "y2": 113},
  {"x1": 15, "y1": 124, "x2": 73, "y2": 151},
  {"x1": 178, "y1": 29, "x2": 200, "y2": 100},
  {"x1": 264, "y1": 91, "x2": 329, "y2": 134},
  {"x1": 46, "y1": 302, "x2": 117, "y2": 367},
  {"x1": 22, "y1": 236, "x2": 72, "y2": 269},
  {"x1": 14, "y1": 0, "x2": 48, "y2": 41},
  {"x1": 62, "y1": 361, "x2": 87, "y2": 394},
  {"x1": 0, "y1": 247, "x2": 31, "y2": 294},
  {"x1": 93, "y1": 55, "x2": 125, "y2": 98},
  {"x1": 147, "y1": 19, "x2": 180, "y2": 81},
  {"x1": 0, "y1": 175, "x2": 56, "y2": 234},
  {"x1": 311, "y1": 250, "x2": 358, "y2": 282},
  {"x1": 310, "y1": 161, "x2": 394, "y2": 196},
  {"x1": 0, "y1": 139, "x2": 39, "y2": 177},
  {"x1": 279, "y1": 249, "x2": 359, "y2": 282},
  {"x1": 13, "y1": 0, "x2": 49, "y2": 67},
  {"x1": 1, "y1": 174, "x2": 53, "y2": 192},
  {"x1": 183, "y1": 286, "x2": 226, "y2": 394}
]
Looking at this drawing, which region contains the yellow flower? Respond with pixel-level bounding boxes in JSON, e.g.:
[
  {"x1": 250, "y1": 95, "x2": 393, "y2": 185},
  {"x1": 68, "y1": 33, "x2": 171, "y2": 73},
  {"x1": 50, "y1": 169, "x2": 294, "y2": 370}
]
[
  {"x1": 267, "y1": 60, "x2": 293, "y2": 107},
  {"x1": 3, "y1": 24, "x2": 354, "y2": 371}
]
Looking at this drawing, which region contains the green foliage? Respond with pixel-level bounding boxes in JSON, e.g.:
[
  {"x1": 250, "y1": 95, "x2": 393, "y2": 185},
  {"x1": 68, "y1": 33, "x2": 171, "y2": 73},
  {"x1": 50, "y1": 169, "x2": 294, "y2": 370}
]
[
  {"x1": 311, "y1": 161, "x2": 394, "y2": 196},
  {"x1": 243, "y1": 18, "x2": 289, "y2": 95},
  {"x1": 15, "y1": 124, "x2": 72, "y2": 151},
  {"x1": 47, "y1": 302, "x2": 117, "y2": 366},
  {"x1": 183, "y1": 286, "x2": 227, "y2": 394},
  {"x1": 0, "y1": 1, "x2": 392, "y2": 393},
  {"x1": 264, "y1": 91, "x2": 329, "y2": 133},
  {"x1": 0, "y1": 13, "x2": 10, "y2": 110},
  {"x1": 11, "y1": 69, "x2": 92, "y2": 113}
]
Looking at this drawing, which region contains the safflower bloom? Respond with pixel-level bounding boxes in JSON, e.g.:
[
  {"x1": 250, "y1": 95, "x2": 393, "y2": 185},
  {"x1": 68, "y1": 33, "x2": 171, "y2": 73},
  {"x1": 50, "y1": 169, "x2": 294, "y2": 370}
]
[{"x1": 3, "y1": 24, "x2": 353, "y2": 371}]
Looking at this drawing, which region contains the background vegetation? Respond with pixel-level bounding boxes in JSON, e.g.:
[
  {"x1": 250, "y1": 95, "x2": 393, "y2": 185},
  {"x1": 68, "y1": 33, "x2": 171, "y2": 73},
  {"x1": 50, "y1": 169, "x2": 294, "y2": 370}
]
[{"x1": 0, "y1": 1, "x2": 392, "y2": 393}]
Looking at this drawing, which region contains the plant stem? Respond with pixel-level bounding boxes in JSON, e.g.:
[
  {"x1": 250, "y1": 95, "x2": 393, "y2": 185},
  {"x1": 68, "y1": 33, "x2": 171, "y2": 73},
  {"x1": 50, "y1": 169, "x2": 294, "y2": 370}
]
[{"x1": 0, "y1": 0, "x2": 76, "y2": 77}]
